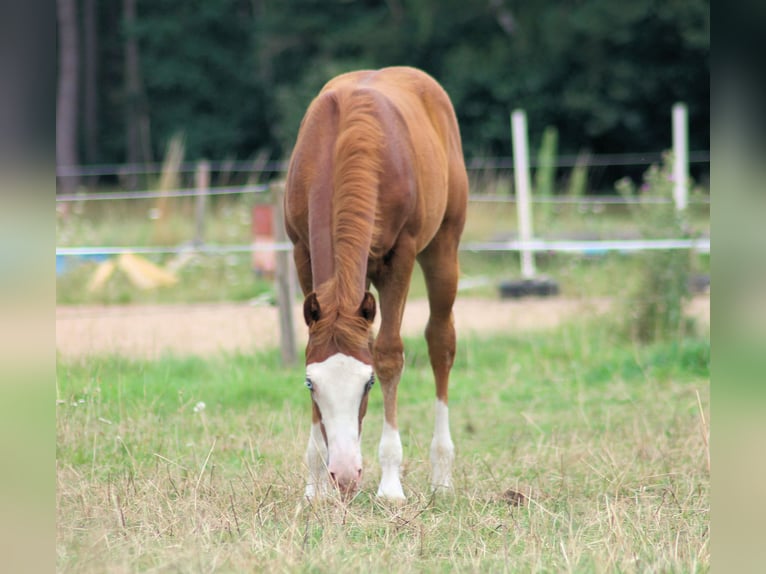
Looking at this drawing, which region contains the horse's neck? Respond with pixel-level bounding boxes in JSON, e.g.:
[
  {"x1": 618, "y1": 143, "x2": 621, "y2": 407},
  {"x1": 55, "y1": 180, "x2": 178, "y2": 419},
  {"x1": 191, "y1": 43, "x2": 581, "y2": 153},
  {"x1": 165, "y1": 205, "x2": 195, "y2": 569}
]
[
  {"x1": 308, "y1": 180, "x2": 335, "y2": 289},
  {"x1": 308, "y1": 185, "x2": 372, "y2": 305},
  {"x1": 309, "y1": 202, "x2": 369, "y2": 304}
]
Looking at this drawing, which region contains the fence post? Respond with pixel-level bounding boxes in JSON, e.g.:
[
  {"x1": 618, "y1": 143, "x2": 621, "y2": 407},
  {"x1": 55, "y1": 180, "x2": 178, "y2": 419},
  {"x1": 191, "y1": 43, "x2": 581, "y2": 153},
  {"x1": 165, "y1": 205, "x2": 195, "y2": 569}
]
[
  {"x1": 672, "y1": 102, "x2": 689, "y2": 211},
  {"x1": 271, "y1": 181, "x2": 297, "y2": 366},
  {"x1": 511, "y1": 109, "x2": 536, "y2": 279},
  {"x1": 194, "y1": 160, "x2": 210, "y2": 246}
]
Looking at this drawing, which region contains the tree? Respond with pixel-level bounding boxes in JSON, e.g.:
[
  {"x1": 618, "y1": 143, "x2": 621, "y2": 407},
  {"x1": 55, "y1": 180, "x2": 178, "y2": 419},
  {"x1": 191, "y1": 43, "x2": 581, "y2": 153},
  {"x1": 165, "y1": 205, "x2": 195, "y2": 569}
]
[
  {"x1": 56, "y1": 0, "x2": 79, "y2": 193},
  {"x1": 124, "y1": 0, "x2": 152, "y2": 188},
  {"x1": 57, "y1": 0, "x2": 710, "y2": 181},
  {"x1": 134, "y1": 0, "x2": 271, "y2": 160},
  {"x1": 83, "y1": 0, "x2": 99, "y2": 165}
]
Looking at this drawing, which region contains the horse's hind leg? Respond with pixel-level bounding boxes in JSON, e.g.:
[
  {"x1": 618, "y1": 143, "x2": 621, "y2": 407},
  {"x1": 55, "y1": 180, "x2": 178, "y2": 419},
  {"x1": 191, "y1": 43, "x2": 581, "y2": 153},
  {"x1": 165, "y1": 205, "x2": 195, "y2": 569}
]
[{"x1": 418, "y1": 230, "x2": 461, "y2": 491}]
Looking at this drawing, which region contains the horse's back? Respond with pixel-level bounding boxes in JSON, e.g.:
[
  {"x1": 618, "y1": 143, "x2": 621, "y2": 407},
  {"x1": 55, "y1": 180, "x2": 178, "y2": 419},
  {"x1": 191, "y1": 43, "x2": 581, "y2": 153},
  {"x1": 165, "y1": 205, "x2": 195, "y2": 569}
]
[
  {"x1": 327, "y1": 67, "x2": 466, "y2": 245},
  {"x1": 286, "y1": 67, "x2": 467, "y2": 261},
  {"x1": 321, "y1": 66, "x2": 463, "y2": 161}
]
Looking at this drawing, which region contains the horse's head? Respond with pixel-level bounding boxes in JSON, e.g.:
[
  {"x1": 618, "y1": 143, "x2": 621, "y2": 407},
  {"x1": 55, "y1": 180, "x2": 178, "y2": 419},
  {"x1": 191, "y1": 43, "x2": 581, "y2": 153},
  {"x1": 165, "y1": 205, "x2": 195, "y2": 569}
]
[{"x1": 302, "y1": 290, "x2": 377, "y2": 496}]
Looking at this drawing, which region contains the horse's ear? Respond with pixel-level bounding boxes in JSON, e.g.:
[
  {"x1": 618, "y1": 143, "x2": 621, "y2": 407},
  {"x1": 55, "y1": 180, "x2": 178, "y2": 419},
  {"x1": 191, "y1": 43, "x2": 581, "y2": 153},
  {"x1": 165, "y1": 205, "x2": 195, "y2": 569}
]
[
  {"x1": 303, "y1": 292, "x2": 321, "y2": 326},
  {"x1": 359, "y1": 291, "x2": 376, "y2": 324}
]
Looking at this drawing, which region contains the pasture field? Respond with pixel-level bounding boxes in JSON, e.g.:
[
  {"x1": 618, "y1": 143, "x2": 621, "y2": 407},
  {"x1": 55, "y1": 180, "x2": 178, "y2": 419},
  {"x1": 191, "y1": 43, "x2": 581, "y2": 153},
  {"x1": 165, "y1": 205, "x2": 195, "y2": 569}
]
[
  {"x1": 56, "y1": 321, "x2": 710, "y2": 572},
  {"x1": 56, "y1": 196, "x2": 710, "y2": 305}
]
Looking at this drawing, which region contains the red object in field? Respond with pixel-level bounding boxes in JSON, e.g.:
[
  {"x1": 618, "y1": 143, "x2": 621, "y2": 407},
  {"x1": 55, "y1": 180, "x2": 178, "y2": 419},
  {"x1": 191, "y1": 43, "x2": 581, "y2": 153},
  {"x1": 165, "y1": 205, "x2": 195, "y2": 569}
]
[
  {"x1": 252, "y1": 204, "x2": 276, "y2": 276},
  {"x1": 252, "y1": 204, "x2": 274, "y2": 236}
]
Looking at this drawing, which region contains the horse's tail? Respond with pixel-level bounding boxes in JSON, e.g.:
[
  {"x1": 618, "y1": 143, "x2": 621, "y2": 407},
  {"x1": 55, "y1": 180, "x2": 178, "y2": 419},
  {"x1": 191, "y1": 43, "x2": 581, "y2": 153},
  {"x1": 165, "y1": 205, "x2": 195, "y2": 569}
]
[{"x1": 330, "y1": 88, "x2": 384, "y2": 302}]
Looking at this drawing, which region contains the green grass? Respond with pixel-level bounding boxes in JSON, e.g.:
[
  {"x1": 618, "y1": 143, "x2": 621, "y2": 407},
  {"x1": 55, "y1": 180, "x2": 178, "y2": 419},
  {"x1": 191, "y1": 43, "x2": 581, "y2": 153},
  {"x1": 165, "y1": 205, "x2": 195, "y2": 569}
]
[
  {"x1": 57, "y1": 323, "x2": 710, "y2": 572},
  {"x1": 462, "y1": 200, "x2": 710, "y2": 244},
  {"x1": 57, "y1": 196, "x2": 259, "y2": 247}
]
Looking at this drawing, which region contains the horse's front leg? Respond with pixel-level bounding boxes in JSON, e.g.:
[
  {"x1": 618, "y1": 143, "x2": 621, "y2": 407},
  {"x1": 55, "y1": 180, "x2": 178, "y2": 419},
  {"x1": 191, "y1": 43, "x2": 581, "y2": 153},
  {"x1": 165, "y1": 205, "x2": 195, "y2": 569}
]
[
  {"x1": 375, "y1": 342, "x2": 406, "y2": 501},
  {"x1": 304, "y1": 405, "x2": 330, "y2": 499},
  {"x1": 373, "y1": 242, "x2": 417, "y2": 501}
]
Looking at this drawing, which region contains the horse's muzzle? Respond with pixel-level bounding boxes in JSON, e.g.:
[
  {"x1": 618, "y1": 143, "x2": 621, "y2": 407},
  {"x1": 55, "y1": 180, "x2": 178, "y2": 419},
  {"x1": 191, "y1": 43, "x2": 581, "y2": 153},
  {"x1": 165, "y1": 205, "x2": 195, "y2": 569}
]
[{"x1": 329, "y1": 466, "x2": 362, "y2": 497}]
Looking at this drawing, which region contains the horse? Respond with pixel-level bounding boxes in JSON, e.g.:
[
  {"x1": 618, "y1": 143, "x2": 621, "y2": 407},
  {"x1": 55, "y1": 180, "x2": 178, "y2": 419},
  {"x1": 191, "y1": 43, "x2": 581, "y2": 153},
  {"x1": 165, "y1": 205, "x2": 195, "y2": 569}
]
[{"x1": 284, "y1": 66, "x2": 468, "y2": 500}]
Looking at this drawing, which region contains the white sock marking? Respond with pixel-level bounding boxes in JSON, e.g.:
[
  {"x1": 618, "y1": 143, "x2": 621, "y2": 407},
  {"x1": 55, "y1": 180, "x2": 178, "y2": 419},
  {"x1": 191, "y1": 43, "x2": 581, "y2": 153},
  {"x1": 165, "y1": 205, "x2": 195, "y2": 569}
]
[
  {"x1": 430, "y1": 399, "x2": 454, "y2": 490},
  {"x1": 304, "y1": 422, "x2": 329, "y2": 499},
  {"x1": 377, "y1": 421, "x2": 405, "y2": 500}
]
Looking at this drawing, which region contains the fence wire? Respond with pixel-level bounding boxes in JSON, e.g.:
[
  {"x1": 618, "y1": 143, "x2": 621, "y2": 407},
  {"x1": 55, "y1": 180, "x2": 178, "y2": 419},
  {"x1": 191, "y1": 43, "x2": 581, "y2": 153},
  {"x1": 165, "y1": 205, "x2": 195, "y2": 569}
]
[
  {"x1": 56, "y1": 187, "x2": 709, "y2": 205},
  {"x1": 56, "y1": 150, "x2": 710, "y2": 178},
  {"x1": 56, "y1": 238, "x2": 710, "y2": 258}
]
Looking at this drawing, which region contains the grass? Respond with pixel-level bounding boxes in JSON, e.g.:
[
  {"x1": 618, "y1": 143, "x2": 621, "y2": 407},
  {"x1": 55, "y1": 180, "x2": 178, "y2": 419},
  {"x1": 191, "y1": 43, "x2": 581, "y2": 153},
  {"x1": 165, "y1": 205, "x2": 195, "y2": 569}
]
[{"x1": 56, "y1": 322, "x2": 710, "y2": 572}]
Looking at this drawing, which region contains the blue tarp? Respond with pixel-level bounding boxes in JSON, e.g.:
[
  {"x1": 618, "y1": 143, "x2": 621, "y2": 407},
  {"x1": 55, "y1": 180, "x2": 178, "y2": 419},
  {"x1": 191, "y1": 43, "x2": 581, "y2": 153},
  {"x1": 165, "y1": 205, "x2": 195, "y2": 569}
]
[{"x1": 56, "y1": 253, "x2": 110, "y2": 276}]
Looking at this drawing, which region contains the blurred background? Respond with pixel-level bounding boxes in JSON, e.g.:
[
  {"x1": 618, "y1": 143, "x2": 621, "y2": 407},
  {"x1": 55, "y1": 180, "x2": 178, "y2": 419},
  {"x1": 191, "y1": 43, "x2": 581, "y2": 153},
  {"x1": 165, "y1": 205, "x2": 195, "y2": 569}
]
[
  {"x1": 55, "y1": 0, "x2": 710, "y2": 345},
  {"x1": 56, "y1": 0, "x2": 709, "y2": 186}
]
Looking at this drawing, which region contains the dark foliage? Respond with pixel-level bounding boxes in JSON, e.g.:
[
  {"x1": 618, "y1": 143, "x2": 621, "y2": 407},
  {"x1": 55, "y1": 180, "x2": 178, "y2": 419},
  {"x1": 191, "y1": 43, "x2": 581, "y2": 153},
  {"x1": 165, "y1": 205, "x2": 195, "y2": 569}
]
[{"x1": 67, "y1": 0, "x2": 709, "y2": 170}]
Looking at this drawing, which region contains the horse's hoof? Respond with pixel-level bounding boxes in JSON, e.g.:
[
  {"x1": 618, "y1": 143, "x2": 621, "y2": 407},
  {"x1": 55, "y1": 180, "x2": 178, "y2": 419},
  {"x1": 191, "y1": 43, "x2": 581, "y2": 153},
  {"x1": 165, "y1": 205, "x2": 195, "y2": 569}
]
[
  {"x1": 376, "y1": 484, "x2": 406, "y2": 503},
  {"x1": 378, "y1": 494, "x2": 407, "y2": 505}
]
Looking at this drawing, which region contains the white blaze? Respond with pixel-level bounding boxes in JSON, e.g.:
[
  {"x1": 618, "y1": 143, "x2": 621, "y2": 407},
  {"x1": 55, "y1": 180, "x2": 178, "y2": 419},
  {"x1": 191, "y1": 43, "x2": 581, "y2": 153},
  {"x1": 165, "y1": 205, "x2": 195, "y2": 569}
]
[{"x1": 306, "y1": 353, "x2": 373, "y2": 487}]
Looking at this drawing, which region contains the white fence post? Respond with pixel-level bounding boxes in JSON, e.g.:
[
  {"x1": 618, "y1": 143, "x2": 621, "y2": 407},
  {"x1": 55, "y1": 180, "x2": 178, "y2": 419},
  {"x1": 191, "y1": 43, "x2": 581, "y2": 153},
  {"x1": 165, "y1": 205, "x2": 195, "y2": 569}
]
[
  {"x1": 511, "y1": 109, "x2": 536, "y2": 279},
  {"x1": 672, "y1": 102, "x2": 689, "y2": 211}
]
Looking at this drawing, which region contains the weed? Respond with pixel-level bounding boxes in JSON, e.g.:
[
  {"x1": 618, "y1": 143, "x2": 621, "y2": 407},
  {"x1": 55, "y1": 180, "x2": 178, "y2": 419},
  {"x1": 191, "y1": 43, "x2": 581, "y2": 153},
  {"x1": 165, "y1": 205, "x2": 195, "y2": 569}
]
[{"x1": 616, "y1": 154, "x2": 696, "y2": 343}]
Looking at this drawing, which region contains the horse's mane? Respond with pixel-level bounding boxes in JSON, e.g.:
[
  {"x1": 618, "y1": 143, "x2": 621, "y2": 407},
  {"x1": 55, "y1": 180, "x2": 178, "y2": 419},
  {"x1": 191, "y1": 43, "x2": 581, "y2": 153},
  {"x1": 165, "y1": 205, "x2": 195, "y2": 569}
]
[{"x1": 310, "y1": 88, "x2": 385, "y2": 352}]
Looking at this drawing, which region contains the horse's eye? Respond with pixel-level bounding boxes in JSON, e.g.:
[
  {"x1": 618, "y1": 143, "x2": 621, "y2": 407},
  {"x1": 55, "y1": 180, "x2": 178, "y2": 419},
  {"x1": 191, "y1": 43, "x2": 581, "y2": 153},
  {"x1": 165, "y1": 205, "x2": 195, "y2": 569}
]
[
  {"x1": 305, "y1": 379, "x2": 313, "y2": 391},
  {"x1": 365, "y1": 375, "x2": 375, "y2": 392}
]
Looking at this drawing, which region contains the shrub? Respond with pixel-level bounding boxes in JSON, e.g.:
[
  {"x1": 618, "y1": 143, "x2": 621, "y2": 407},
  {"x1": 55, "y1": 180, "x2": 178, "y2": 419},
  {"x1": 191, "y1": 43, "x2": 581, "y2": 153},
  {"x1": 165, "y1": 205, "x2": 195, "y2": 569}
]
[{"x1": 615, "y1": 153, "x2": 694, "y2": 342}]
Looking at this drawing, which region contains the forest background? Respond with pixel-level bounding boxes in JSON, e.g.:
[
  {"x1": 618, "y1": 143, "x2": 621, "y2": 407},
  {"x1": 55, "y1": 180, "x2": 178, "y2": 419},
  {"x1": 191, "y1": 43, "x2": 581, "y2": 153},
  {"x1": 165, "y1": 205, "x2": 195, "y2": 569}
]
[{"x1": 56, "y1": 0, "x2": 709, "y2": 192}]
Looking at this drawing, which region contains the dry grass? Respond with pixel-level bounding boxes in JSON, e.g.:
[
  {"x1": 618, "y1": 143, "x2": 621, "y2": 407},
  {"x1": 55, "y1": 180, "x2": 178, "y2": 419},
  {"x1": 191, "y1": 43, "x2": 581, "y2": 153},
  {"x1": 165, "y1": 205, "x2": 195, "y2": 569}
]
[{"x1": 56, "y1": 327, "x2": 709, "y2": 572}]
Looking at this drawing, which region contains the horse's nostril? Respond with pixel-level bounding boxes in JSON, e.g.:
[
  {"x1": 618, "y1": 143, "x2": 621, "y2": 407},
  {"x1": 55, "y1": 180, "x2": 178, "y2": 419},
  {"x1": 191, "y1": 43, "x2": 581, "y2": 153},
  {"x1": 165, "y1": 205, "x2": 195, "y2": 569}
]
[
  {"x1": 330, "y1": 472, "x2": 337, "y2": 484},
  {"x1": 356, "y1": 468, "x2": 362, "y2": 479}
]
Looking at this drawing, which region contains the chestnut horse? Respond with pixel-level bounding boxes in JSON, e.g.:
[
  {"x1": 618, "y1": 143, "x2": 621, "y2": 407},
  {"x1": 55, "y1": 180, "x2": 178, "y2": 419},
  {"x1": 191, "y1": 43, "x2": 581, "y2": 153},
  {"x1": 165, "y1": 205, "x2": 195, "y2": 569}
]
[{"x1": 284, "y1": 67, "x2": 468, "y2": 500}]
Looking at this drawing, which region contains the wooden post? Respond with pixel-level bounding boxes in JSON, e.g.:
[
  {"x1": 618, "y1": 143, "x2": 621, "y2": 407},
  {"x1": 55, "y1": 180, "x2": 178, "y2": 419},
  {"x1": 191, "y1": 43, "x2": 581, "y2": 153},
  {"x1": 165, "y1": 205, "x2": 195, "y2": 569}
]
[
  {"x1": 511, "y1": 109, "x2": 536, "y2": 279},
  {"x1": 194, "y1": 160, "x2": 210, "y2": 247},
  {"x1": 271, "y1": 182, "x2": 297, "y2": 366},
  {"x1": 672, "y1": 102, "x2": 689, "y2": 211}
]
